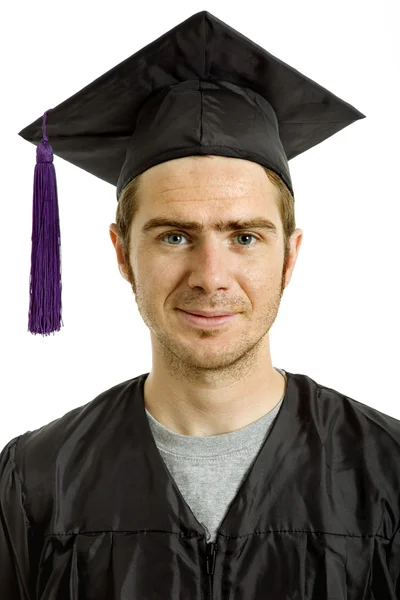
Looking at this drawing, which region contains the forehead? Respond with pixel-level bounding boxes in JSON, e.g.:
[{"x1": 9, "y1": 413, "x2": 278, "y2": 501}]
[
  {"x1": 134, "y1": 157, "x2": 283, "y2": 243},
  {"x1": 138, "y1": 155, "x2": 278, "y2": 205}
]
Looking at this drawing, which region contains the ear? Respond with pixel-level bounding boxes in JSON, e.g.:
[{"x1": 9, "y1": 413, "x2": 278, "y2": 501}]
[
  {"x1": 109, "y1": 224, "x2": 130, "y2": 282},
  {"x1": 283, "y1": 229, "x2": 303, "y2": 288}
]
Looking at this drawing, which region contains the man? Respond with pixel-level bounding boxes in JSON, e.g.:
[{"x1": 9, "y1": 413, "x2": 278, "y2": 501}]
[
  {"x1": 1, "y1": 10, "x2": 399, "y2": 600},
  {"x1": 109, "y1": 154, "x2": 299, "y2": 439}
]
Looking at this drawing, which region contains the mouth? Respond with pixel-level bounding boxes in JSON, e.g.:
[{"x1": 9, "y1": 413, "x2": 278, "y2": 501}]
[
  {"x1": 181, "y1": 309, "x2": 236, "y2": 317},
  {"x1": 177, "y1": 309, "x2": 237, "y2": 328}
]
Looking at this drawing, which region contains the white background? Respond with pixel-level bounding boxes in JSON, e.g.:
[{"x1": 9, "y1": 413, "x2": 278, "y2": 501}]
[{"x1": 0, "y1": 0, "x2": 399, "y2": 450}]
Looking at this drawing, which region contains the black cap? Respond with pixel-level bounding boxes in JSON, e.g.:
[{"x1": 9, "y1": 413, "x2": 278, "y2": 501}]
[
  {"x1": 18, "y1": 10, "x2": 366, "y2": 336},
  {"x1": 19, "y1": 10, "x2": 365, "y2": 199}
]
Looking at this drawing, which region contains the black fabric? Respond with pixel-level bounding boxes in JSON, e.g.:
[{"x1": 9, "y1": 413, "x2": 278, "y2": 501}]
[
  {"x1": 1, "y1": 370, "x2": 400, "y2": 599},
  {"x1": 17, "y1": 10, "x2": 365, "y2": 201}
]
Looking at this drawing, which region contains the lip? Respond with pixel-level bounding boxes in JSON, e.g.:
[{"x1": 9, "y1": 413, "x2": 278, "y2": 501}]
[
  {"x1": 177, "y1": 309, "x2": 237, "y2": 328},
  {"x1": 180, "y1": 309, "x2": 236, "y2": 317}
]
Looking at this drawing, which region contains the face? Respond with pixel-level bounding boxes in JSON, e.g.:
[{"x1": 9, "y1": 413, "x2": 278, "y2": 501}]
[{"x1": 110, "y1": 156, "x2": 302, "y2": 374}]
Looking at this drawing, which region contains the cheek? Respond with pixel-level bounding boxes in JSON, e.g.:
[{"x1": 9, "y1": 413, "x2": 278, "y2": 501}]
[{"x1": 242, "y1": 258, "x2": 282, "y2": 286}]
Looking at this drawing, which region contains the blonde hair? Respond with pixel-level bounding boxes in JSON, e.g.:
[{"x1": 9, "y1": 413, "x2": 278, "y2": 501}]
[{"x1": 115, "y1": 157, "x2": 296, "y2": 272}]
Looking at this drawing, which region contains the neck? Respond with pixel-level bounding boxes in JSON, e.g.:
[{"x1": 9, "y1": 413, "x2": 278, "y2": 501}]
[{"x1": 143, "y1": 361, "x2": 286, "y2": 437}]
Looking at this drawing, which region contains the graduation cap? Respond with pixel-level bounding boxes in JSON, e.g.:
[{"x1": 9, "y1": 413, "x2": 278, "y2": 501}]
[{"x1": 18, "y1": 10, "x2": 365, "y2": 337}]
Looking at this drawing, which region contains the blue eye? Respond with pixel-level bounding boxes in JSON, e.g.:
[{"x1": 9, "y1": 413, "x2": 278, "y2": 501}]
[{"x1": 161, "y1": 232, "x2": 259, "y2": 246}]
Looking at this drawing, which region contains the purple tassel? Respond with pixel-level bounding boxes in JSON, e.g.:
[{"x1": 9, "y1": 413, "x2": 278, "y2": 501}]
[{"x1": 28, "y1": 109, "x2": 63, "y2": 335}]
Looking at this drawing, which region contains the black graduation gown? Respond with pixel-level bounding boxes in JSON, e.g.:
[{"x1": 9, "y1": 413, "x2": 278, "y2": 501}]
[{"x1": 1, "y1": 370, "x2": 400, "y2": 599}]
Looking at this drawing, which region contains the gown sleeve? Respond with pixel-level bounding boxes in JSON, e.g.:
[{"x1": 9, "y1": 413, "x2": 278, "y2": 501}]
[
  {"x1": 0, "y1": 436, "x2": 32, "y2": 600},
  {"x1": 391, "y1": 527, "x2": 400, "y2": 597}
]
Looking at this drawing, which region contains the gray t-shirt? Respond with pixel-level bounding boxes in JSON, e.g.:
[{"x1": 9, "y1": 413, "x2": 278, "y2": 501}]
[{"x1": 145, "y1": 368, "x2": 287, "y2": 543}]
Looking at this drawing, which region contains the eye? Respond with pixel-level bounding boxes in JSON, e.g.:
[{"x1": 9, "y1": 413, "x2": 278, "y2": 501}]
[{"x1": 160, "y1": 232, "x2": 260, "y2": 246}]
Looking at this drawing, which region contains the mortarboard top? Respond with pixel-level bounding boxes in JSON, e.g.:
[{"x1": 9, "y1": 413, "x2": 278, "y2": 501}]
[{"x1": 18, "y1": 10, "x2": 366, "y2": 336}]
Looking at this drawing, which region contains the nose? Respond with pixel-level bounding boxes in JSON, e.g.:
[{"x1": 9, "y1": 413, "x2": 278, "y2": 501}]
[{"x1": 186, "y1": 238, "x2": 232, "y2": 294}]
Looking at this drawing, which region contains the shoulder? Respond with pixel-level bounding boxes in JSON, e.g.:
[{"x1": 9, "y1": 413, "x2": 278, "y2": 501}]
[
  {"x1": 1, "y1": 374, "x2": 145, "y2": 523},
  {"x1": 290, "y1": 371, "x2": 400, "y2": 534},
  {"x1": 16, "y1": 376, "x2": 138, "y2": 453},
  {"x1": 305, "y1": 372, "x2": 400, "y2": 436},
  {"x1": 292, "y1": 370, "x2": 400, "y2": 476},
  {"x1": 287, "y1": 370, "x2": 400, "y2": 464}
]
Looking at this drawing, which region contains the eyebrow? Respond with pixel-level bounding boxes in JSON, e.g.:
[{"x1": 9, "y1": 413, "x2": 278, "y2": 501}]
[{"x1": 140, "y1": 217, "x2": 278, "y2": 236}]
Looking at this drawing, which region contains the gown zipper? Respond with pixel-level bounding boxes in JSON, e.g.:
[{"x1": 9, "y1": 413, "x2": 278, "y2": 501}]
[{"x1": 206, "y1": 541, "x2": 216, "y2": 598}]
